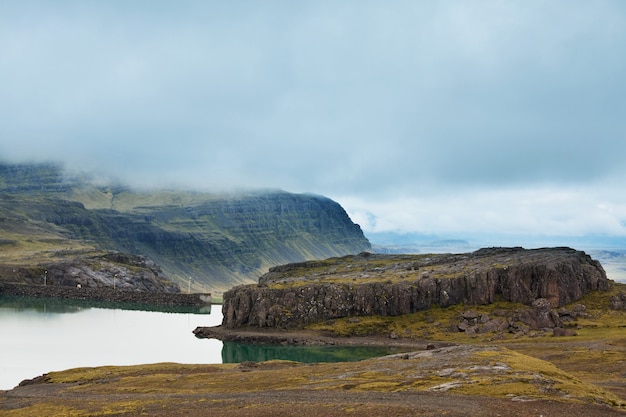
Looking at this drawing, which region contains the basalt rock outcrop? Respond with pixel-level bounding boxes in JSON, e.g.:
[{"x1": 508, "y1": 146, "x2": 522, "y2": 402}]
[
  {"x1": 453, "y1": 300, "x2": 589, "y2": 338},
  {"x1": 610, "y1": 292, "x2": 626, "y2": 310},
  {"x1": 221, "y1": 247, "x2": 610, "y2": 329}
]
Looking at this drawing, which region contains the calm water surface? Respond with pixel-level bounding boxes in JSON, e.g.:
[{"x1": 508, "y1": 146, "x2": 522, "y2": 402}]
[
  {"x1": 0, "y1": 297, "x2": 402, "y2": 390},
  {"x1": 0, "y1": 297, "x2": 222, "y2": 390}
]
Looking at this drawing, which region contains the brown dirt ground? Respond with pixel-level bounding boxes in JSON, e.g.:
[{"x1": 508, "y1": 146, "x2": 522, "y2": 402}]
[
  {"x1": 2, "y1": 378, "x2": 624, "y2": 417},
  {"x1": 3, "y1": 330, "x2": 626, "y2": 417}
]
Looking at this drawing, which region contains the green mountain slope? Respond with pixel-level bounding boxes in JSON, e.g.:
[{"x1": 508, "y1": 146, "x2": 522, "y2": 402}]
[{"x1": 0, "y1": 162, "x2": 370, "y2": 292}]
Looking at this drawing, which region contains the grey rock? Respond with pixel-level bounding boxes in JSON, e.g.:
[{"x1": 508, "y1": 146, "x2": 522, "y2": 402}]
[{"x1": 222, "y1": 247, "x2": 610, "y2": 329}]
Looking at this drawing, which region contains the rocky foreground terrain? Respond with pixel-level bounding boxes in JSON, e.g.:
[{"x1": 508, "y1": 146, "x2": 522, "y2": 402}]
[
  {"x1": 4, "y1": 247, "x2": 626, "y2": 416},
  {"x1": 2, "y1": 340, "x2": 625, "y2": 417},
  {"x1": 0, "y1": 252, "x2": 214, "y2": 307},
  {"x1": 0, "y1": 252, "x2": 179, "y2": 292}
]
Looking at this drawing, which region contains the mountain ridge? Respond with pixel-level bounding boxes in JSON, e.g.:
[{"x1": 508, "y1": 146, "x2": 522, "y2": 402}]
[{"x1": 0, "y1": 161, "x2": 371, "y2": 291}]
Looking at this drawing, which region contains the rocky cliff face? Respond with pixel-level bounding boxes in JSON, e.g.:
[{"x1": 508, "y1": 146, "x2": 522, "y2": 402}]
[
  {"x1": 0, "y1": 253, "x2": 179, "y2": 292},
  {"x1": 0, "y1": 162, "x2": 75, "y2": 193},
  {"x1": 111, "y1": 191, "x2": 371, "y2": 289},
  {"x1": 0, "y1": 162, "x2": 371, "y2": 291},
  {"x1": 222, "y1": 247, "x2": 610, "y2": 329}
]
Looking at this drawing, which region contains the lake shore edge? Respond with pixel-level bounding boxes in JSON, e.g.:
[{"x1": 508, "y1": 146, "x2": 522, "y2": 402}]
[
  {"x1": 0, "y1": 282, "x2": 212, "y2": 306},
  {"x1": 193, "y1": 324, "x2": 445, "y2": 349}
]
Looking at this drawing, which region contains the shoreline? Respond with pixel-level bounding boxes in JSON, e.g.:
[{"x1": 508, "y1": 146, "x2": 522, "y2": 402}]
[
  {"x1": 193, "y1": 325, "x2": 445, "y2": 349},
  {"x1": 0, "y1": 282, "x2": 212, "y2": 307}
]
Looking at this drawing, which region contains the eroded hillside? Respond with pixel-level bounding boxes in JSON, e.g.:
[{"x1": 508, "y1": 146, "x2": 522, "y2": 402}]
[{"x1": 0, "y1": 162, "x2": 371, "y2": 292}]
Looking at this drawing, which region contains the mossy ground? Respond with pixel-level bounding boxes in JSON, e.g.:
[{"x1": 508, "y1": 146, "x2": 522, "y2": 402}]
[
  {"x1": 264, "y1": 254, "x2": 454, "y2": 288},
  {"x1": 263, "y1": 250, "x2": 593, "y2": 288},
  {"x1": 305, "y1": 282, "x2": 626, "y2": 400},
  {"x1": 3, "y1": 344, "x2": 625, "y2": 417},
  {"x1": 306, "y1": 282, "x2": 625, "y2": 339}
]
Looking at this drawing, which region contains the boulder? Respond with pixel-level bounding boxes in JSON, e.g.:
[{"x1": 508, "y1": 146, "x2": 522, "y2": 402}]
[
  {"x1": 610, "y1": 293, "x2": 626, "y2": 310},
  {"x1": 530, "y1": 298, "x2": 562, "y2": 329}
]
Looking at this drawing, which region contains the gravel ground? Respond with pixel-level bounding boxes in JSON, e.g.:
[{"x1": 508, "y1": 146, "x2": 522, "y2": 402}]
[{"x1": 3, "y1": 383, "x2": 624, "y2": 417}]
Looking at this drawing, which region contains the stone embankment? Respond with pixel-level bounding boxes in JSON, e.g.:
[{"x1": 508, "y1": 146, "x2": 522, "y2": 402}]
[
  {"x1": 0, "y1": 282, "x2": 211, "y2": 306},
  {"x1": 220, "y1": 247, "x2": 610, "y2": 329}
]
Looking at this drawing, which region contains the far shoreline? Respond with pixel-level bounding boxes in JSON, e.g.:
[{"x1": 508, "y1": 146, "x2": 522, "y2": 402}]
[
  {"x1": 193, "y1": 324, "x2": 448, "y2": 350},
  {"x1": 0, "y1": 282, "x2": 213, "y2": 308}
]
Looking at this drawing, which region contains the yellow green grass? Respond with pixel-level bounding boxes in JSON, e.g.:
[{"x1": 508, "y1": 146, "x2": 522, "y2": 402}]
[
  {"x1": 0, "y1": 230, "x2": 98, "y2": 264},
  {"x1": 304, "y1": 282, "x2": 626, "y2": 401},
  {"x1": 3, "y1": 344, "x2": 625, "y2": 417},
  {"x1": 306, "y1": 282, "x2": 626, "y2": 342},
  {"x1": 263, "y1": 252, "x2": 545, "y2": 289}
]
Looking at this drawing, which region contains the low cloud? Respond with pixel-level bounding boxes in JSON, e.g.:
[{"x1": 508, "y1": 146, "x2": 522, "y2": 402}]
[
  {"x1": 339, "y1": 183, "x2": 626, "y2": 239},
  {"x1": 1, "y1": 1, "x2": 626, "y2": 242}
]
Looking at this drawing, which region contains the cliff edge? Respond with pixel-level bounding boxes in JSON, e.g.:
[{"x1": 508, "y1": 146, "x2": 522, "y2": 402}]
[
  {"x1": 0, "y1": 162, "x2": 371, "y2": 291},
  {"x1": 221, "y1": 247, "x2": 610, "y2": 329}
]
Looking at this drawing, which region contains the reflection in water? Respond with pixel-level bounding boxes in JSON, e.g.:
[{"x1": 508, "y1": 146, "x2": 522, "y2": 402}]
[
  {"x1": 0, "y1": 295, "x2": 211, "y2": 315},
  {"x1": 0, "y1": 296, "x2": 84, "y2": 314},
  {"x1": 222, "y1": 341, "x2": 403, "y2": 364},
  {"x1": 1, "y1": 296, "x2": 403, "y2": 391},
  {"x1": 0, "y1": 297, "x2": 220, "y2": 390}
]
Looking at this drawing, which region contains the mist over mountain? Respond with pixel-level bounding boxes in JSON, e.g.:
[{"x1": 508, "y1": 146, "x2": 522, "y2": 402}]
[{"x1": 0, "y1": 162, "x2": 371, "y2": 292}]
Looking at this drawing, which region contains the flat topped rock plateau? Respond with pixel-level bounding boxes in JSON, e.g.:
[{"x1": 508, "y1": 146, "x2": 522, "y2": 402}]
[{"x1": 212, "y1": 247, "x2": 609, "y2": 330}]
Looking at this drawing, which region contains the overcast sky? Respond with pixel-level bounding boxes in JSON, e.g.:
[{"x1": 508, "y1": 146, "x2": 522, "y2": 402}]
[{"x1": 1, "y1": 1, "x2": 626, "y2": 245}]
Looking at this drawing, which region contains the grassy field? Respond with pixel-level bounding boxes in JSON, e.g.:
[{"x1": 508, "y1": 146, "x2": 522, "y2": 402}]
[{"x1": 2, "y1": 344, "x2": 624, "y2": 417}]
